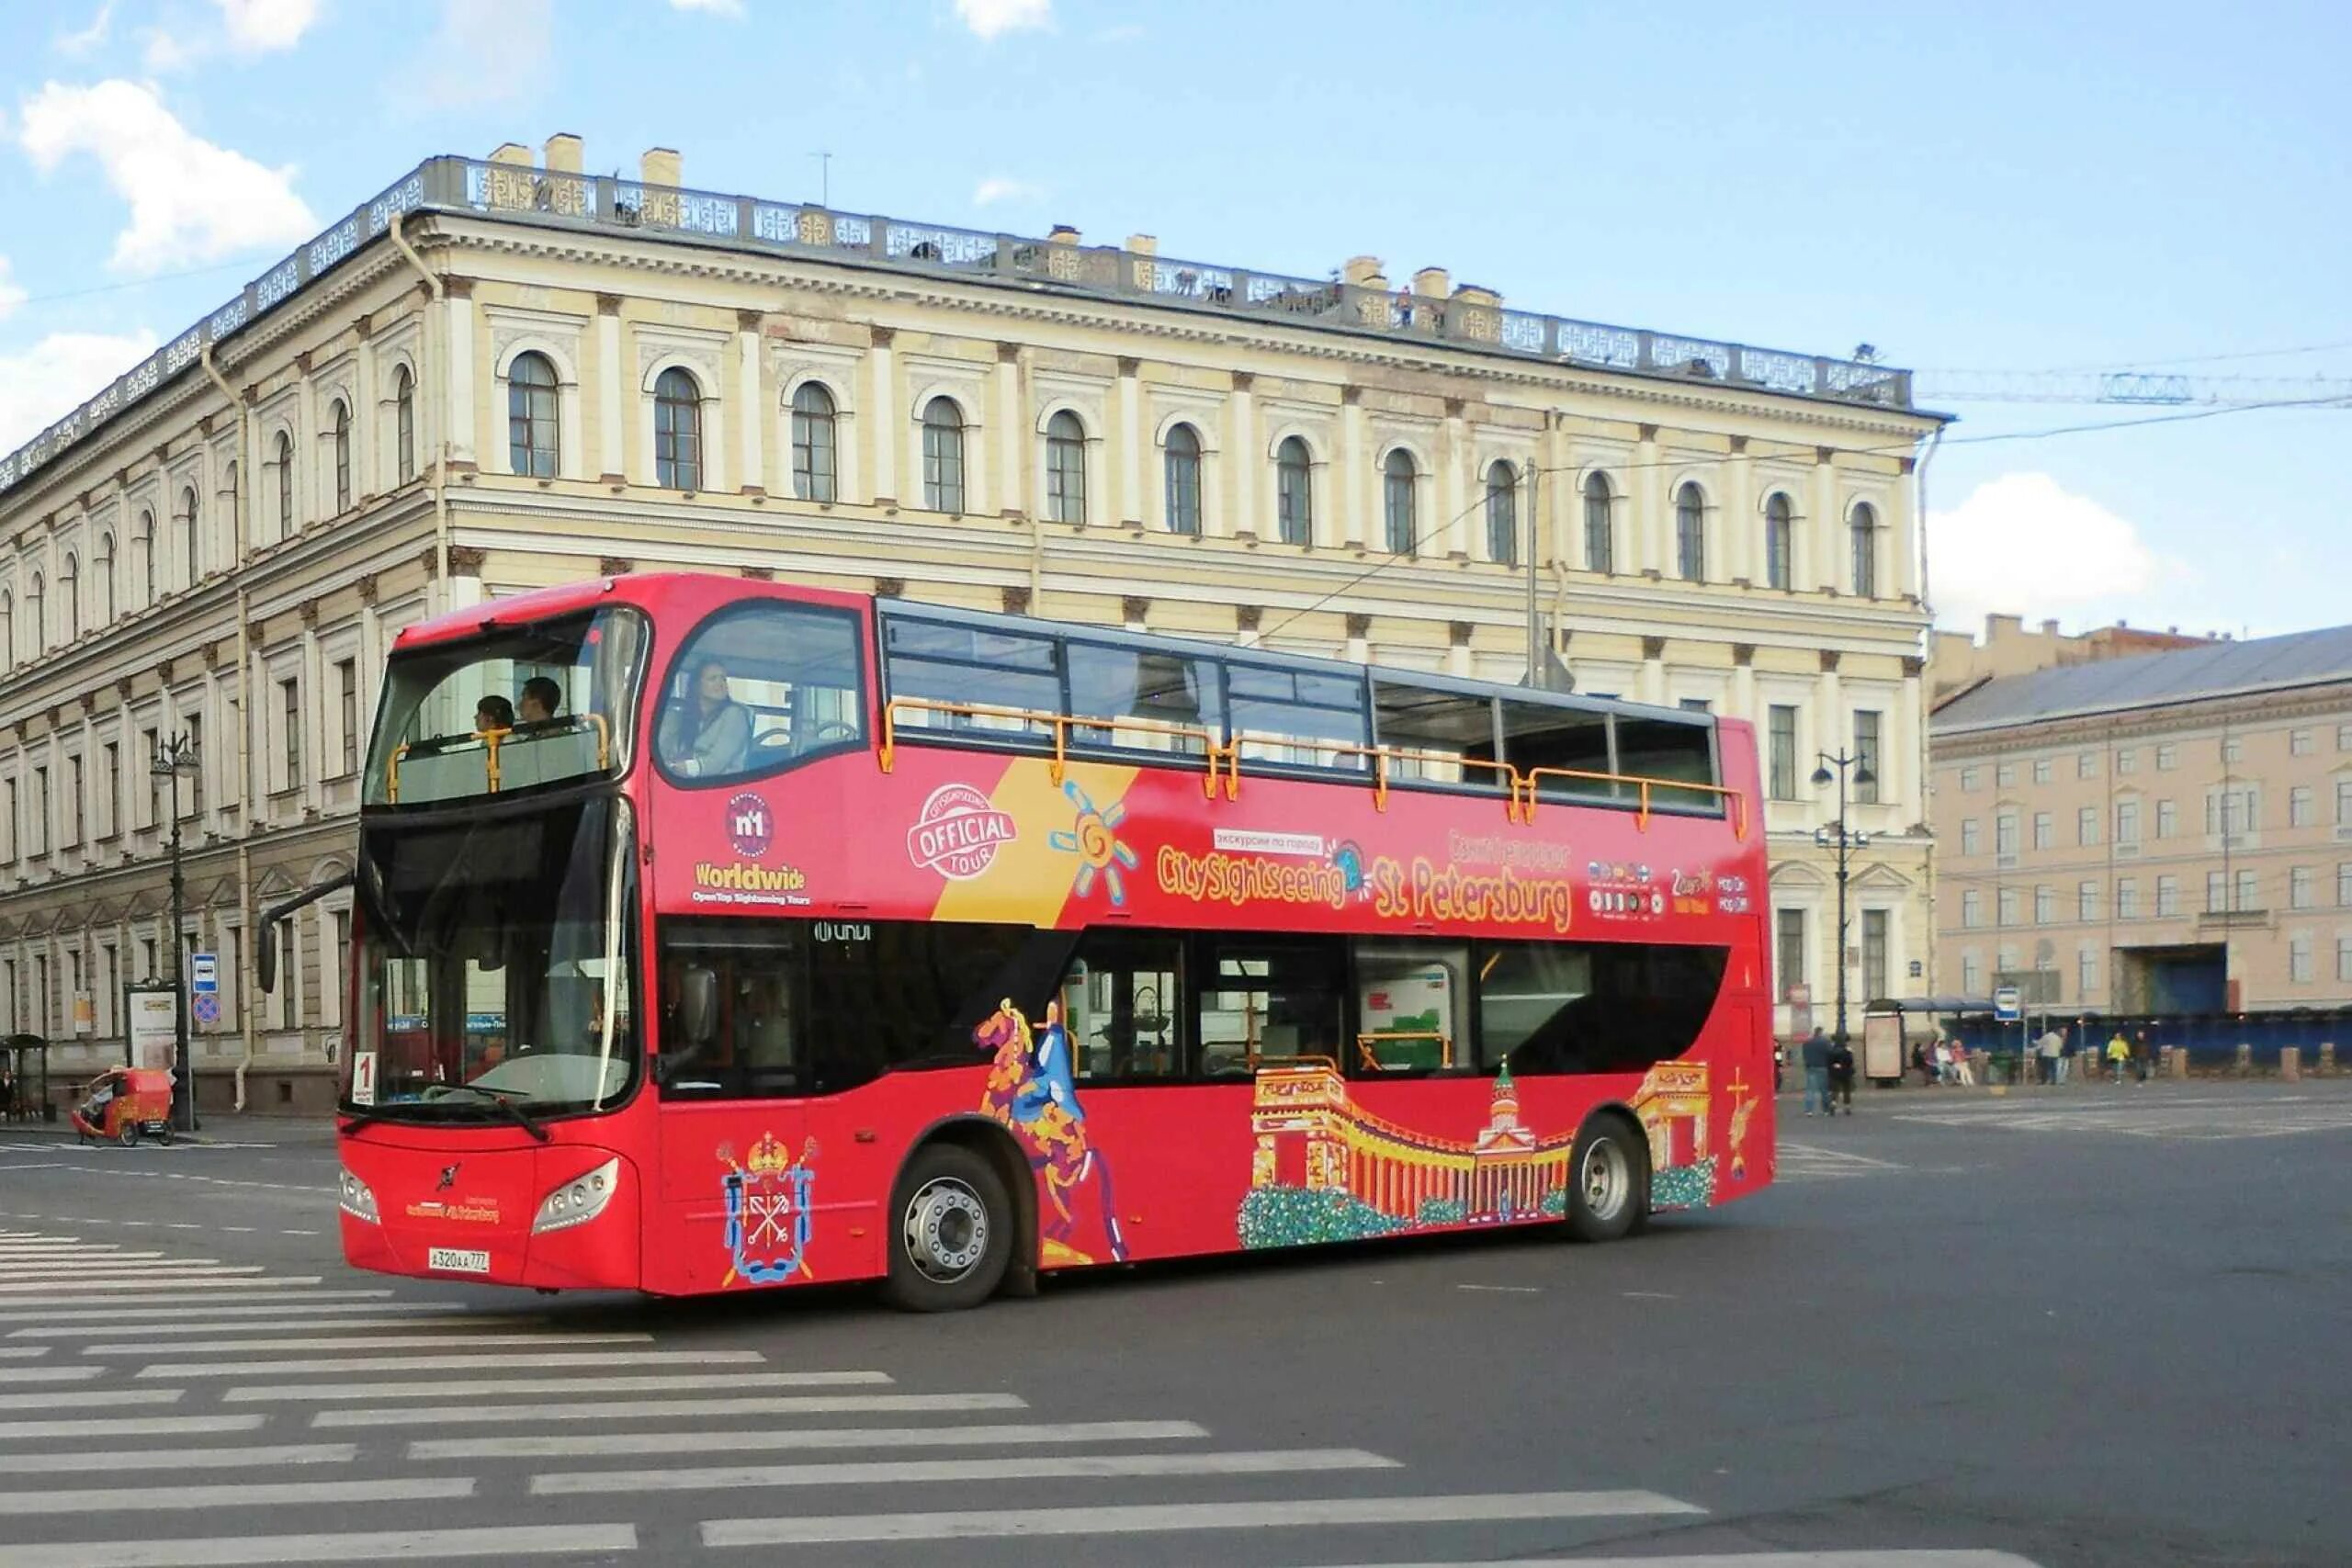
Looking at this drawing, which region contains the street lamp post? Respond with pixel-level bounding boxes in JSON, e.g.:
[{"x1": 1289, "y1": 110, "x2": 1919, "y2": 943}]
[
  {"x1": 1812, "y1": 750, "x2": 1876, "y2": 1053},
  {"x1": 152, "y1": 732, "x2": 200, "y2": 1134}
]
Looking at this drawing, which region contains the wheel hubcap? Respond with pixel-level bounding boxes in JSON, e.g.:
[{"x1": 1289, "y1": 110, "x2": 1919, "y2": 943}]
[
  {"x1": 902, "y1": 1177, "x2": 989, "y2": 1284},
  {"x1": 1580, "y1": 1140, "x2": 1628, "y2": 1220}
]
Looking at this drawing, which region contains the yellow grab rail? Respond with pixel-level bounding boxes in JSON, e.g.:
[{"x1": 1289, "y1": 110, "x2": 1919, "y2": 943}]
[
  {"x1": 382, "y1": 713, "x2": 613, "y2": 803},
  {"x1": 880, "y1": 696, "x2": 1229, "y2": 798},
  {"x1": 1356, "y1": 1030, "x2": 1454, "y2": 1071},
  {"x1": 1515, "y1": 766, "x2": 1748, "y2": 840}
]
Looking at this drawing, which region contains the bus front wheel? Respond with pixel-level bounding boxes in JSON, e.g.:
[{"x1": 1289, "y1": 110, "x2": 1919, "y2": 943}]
[
  {"x1": 1565, "y1": 1117, "x2": 1647, "y2": 1244},
  {"x1": 884, "y1": 1144, "x2": 1012, "y2": 1313}
]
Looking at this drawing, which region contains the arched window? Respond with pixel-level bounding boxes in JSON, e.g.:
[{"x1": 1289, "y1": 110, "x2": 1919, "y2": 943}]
[
  {"x1": 94, "y1": 532, "x2": 114, "y2": 625},
  {"x1": 179, "y1": 486, "x2": 200, "y2": 585},
  {"x1": 223, "y1": 462, "x2": 238, "y2": 556},
  {"x1": 921, "y1": 398, "x2": 965, "y2": 513},
  {"x1": 790, "y1": 382, "x2": 838, "y2": 502},
  {"x1": 1045, "y1": 411, "x2": 1086, "y2": 524},
  {"x1": 1383, "y1": 448, "x2": 1418, "y2": 556},
  {"x1": 331, "y1": 400, "x2": 352, "y2": 513},
  {"x1": 274, "y1": 433, "x2": 294, "y2": 540},
  {"x1": 1765, "y1": 491, "x2": 1793, "y2": 591},
  {"x1": 135, "y1": 509, "x2": 155, "y2": 603},
  {"x1": 26, "y1": 572, "x2": 43, "y2": 653},
  {"x1": 1275, "y1": 436, "x2": 1312, "y2": 546},
  {"x1": 0, "y1": 591, "x2": 11, "y2": 670},
  {"x1": 1674, "y1": 481, "x2": 1705, "y2": 581},
  {"x1": 654, "y1": 367, "x2": 702, "y2": 491},
  {"x1": 1849, "y1": 502, "x2": 1878, "y2": 597},
  {"x1": 1584, "y1": 472, "x2": 1613, "y2": 572},
  {"x1": 1485, "y1": 460, "x2": 1518, "y2": 565},
  {"x1": 1163, "y1": 423, "x2": 1202, "y2": 536},
  {"x1": 509, "y1": 354, "x2": 560, "y2": 479},
  {"x1": 60, "y1": 553, "x2": 78, "y2": 641},
  {"x1": 394, "y1": 367, "x2": 416, "y2": 483}
]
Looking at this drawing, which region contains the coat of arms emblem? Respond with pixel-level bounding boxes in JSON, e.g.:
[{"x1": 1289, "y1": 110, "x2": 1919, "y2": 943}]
[{"x1": 720, "y1": 1133, "x2": 818, "y2": 1287}]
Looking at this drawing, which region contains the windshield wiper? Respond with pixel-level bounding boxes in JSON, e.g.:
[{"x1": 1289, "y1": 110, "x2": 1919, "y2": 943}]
[
  {"x1": 337, "y1": 1105, "x2": 401, "y2": 1136},
  {"x1": 432, "y1": 1085, "x2": 552, "y2": 1143}
]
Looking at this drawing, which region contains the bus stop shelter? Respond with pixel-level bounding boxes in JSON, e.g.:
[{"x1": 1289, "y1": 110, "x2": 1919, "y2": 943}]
[{"x1": 2, "y1": 1033, "x2": 53, "y2": 1122}]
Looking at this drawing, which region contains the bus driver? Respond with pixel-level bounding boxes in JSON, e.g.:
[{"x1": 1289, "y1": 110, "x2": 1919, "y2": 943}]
[{"x1": 659, "y1": 657, "x2": 751, "y2": 777}]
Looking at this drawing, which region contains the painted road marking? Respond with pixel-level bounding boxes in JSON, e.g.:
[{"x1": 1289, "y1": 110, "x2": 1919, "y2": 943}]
[
  {"x1": 17, "y1": 1310, "x2": 505, "y2": 1338},
  {"x1": 0, "y1": 1477, "x2": 472, "y2": 1517},
  {"x1": 0, "y1": 1523, "x2": 638, "y2": 1567},
  {"x1": 89, "y1": 1331, "x2": 651, "y2": 1356},
  {"x1": 0, "y1": 1348, "x2": 50, "y2": 1360},
  {"x1": 413, "y1": 1417, "x2": 1204, "y2": 1461},
  {"x1": 0, "y1": 1415, "x2": 266, "y2": 1442},
  {"x1": 537, "y1": 1446, "x2": 1398, "y2": 1497},
  {"x1": 0, "y1": 1443, "x2": 356, "y2": 1473},
  {"x1": 698, "y1": 1489, "x2": 1707, "y2": 1546},
  {"x1": 0, "y1": 1390, "x2": 180, "y2": 1414},
  {"x1": 311, "y1": 1389, "x2": 1009, "y2": 1426},
  {"x1": 155, "y1": 1348, "x2": 766, "y2": 1380},
  {"x1": 1, "y1": 1294, "x2": 403, "y2": 1327},
  {"x1": 0, "y1": 1366, "x2": 100, "y2": 1383},
  {"x1": 0, "y1": 1276, "x2": 325, "y2": 1296},
  {"x1": 1302, "y1": 1556, "x2": 2041, "y2": 1567}
]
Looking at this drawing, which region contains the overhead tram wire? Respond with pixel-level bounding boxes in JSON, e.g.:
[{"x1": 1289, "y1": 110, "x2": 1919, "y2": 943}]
[{"x1": 1252, "y1": 392, "x2": 2352, "y2": 645}]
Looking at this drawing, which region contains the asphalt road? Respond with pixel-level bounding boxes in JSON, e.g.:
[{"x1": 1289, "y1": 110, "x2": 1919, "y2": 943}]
[{"x1": 0, "y1": 1077, "x2": 2345, "y2": 1568}]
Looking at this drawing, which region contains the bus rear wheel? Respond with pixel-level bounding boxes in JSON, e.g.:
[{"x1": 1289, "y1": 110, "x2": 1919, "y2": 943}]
[
  {"x1": 1565, "y1": 1118, "x2": 1646, "y2": 1243},
  {"x1": 884, "y1": 1144, "x2": 1012, "y2": 1313}
]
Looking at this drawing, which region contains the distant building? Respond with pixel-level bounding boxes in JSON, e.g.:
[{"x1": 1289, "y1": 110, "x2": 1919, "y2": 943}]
[
  {"x1": 1930, "y1": 624, "x2": 2352, "y2": 1015},
  {"x1": 1929, "y1": 614, "x2": 2216, "y2": 705}
]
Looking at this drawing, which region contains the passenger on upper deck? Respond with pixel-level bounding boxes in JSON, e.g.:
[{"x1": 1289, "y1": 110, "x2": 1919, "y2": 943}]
[
  {"x1": 660, "y1": 658, "x2": 752, "y2": 778},
  {"x1": 474, "y1": 694, "x2": 515, "y2": 733},
  {"x1": 517, "y1": 677, "x2": 564, "y2": 727}
]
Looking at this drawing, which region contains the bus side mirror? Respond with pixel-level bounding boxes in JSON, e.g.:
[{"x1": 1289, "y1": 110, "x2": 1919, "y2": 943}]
[{"x1": 678, "y1": 966, "x2": 718, "y2": 1049}]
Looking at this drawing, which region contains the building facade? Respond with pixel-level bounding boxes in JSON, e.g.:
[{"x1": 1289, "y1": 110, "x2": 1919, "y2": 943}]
[
  {"x1": 1932, "y1": 626, "x2": 2352, "y2": 1016},
  {"x1": 0, "y1": 140, "x2": 1944, "y2": 1111}
]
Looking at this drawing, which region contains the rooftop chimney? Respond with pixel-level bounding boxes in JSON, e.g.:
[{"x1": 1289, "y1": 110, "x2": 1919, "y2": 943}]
[
  {"x1": 1411, "y1": 266, "x2": 1450, "y2": 299},
  {"x1": 640, "y1": 147, "x2": 683, "y2": 188},
  {"x1": 1341, "y1": 255, "x2": 1385, "y2": 288},
  {"x1": 543, "y1": 133, "x2": 583, "y2": 175},
  {"x1": 1048, "y1": 224, "x2": 1081, "y2": 245},
  {"x1": 488, "y1": 141, "x2": 532, "y2": 168},
  {"x1": 2041, "y1": 619, "x2": 2059, "y2": 636},
  {"x1": 1126, "y1": 233, "x2": 1157, "y2": 255},
  {"x1": 1452, "y1": 282, "x2": 1501, "y2": 308}
]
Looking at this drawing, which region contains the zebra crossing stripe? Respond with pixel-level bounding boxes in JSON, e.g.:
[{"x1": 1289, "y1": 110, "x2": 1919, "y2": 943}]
[
  {"x1": 2, "y1": 1295, "x2": 409, "y2": 1328},
  {"x1": 0, "y1": 1348, "x2": 50, "y2": 1359},
  {"x1": 87, "y1": 1331, "x2": 652, "y2": 1356},
  {"x1": 0, "y1": 1443, "x2": 356, "y2": 1473},
  {"x1": 0, "y1": 1276, "x2": 324, "y2": 1296},
  {"x1": 22, "y1": 1311, "x2": 522, "y2": 1339},
  {"x1": 311, "y1": 1388, "x2": 1007, "y2": 1426},
  {"x1": 1302, "y1": 1555, "x2": 2041, "y2": 1567},
  {"x1": 0, "y1": 1366, "x2": 100, "y2": 1383},
  {"x1": 0, "y1": 1390, "x2": 181, "y2": 1414},
  {"x1": 0, "y1": 1523, "x2": 637, "y2": 1566},
  {"x1": 534, "y1": 1446, "x2": 1397, "y2": 1496},
  {"x1": 0, "y1": 1477, "x2": 471, "y2": 1516},
  {"x1": 0, "y1": 1415, "x2": 266, "y2": 1441},
  {"x1": 699, "y1": 1489, "x2": 1706, "y2": 1546},
  {"x1": 161, "y1": 1348, "x2": 765, "y2": 1380},
  {"x1": 413, "y1": 1417, "x2": 1206, "y2": 1461}
]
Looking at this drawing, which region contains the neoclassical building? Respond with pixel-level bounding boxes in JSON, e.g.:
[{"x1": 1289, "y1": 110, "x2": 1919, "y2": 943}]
[{"x1": 0, "y1": 139, "x2": 1946, "y2": 1111}]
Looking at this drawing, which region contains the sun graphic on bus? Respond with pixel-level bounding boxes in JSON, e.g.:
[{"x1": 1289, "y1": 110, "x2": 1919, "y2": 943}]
[{"x1": 1047, "y1": 779, "x2": 1137, "y2": 905}]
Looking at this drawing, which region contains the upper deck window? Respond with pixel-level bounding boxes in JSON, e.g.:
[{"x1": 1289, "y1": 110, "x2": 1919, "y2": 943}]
[
  {"x1": 885, "y1": 617, "x2": 1061, "y2": 740},
  {"x1": 1499, "y1": 699, "x2": 1614, "y2": 803},
  {"x1": 1067, "y1": 641, "x2": 1222, "y2": 755},
  {"x1": 1611, "y1": 715, "x2": 1719, "y2": 812},
  {"x1": 1228, "y1": 662, "x2": 1369, "y2": 771},
  {"x1": 1374, "y1": 678, "x2": 1499, "y2": 789},
  {"x1": 368, "y1": 608, "x2": 645, "y2": 807},
  {"x1": 656, "y1": 603, "x2": 867, "y2": 784}
]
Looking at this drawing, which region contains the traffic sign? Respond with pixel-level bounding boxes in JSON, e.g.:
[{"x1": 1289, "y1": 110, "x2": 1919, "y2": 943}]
[
  {"x1": 190, "y1": 953, "x2": 219, "y2": 994},
  {"x1": 192, "y1": 992, "x2": 220, "y2": 1026},
  {"x1": 1992, "y1": 985, "x2": 2021, "y2": 1022}
]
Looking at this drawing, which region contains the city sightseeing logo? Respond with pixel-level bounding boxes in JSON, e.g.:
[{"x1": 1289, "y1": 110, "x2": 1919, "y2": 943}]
[
  {"x1": 908, "y1": 783, "x2": 1018, "y2": 881},
  {"x1": 726, "y1": 792, "x2": 775, "y2": 859}
]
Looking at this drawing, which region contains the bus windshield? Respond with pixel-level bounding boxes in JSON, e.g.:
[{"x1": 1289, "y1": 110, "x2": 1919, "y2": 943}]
[
  {"x1": 345, "y1": 795, "x2": 639, "y2": 1118},
  {"x1": 366, "y1": 608, "x2": 646, "y2": 807}
]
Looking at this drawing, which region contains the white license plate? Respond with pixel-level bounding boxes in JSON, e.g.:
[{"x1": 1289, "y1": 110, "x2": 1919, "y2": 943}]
[{"x1": 425, "y1": 1247, "x2": 491, "y2": 1275}]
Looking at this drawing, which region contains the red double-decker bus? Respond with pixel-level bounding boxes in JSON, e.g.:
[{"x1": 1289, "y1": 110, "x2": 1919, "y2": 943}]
[{"x1": 326, "y1": 572, "x2": 1772, "y2": 1310}]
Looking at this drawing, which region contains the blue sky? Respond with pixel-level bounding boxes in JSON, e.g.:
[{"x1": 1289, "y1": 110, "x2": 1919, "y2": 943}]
[{"x1": 1, "y1": 0, "x2": 2345, "y2": 640}]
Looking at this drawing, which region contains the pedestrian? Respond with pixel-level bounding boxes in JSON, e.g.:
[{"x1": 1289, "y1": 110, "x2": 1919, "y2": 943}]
[
  {"x1": 1827, "y1": 1036, "x2": 1857, "y2": 1115},
  {"x1": 2037, "y1": 1026, "x2": 2063, "y2": 1086},
  {"x1": 1951, "y1": 1039, "x2": 1976, "y2": 1087},
  {"x1": 2134, "y1": 1029, "x2": 2153, "y2": 1085},
  {"x1": 2059, "y1": 1028, "x2": 2077, "y2": 1085},
  {"x1": 1929, "y1": 1038, "x2": 1950, "y2": 1086},
  {"x1": 2106, "y1": 1031, "x2": 2131, "y2": 1084},
  {"x1": 1800, "y1": 1026, "x2": 1832, "y2": 1116},
  {"x1": 1910, "y1": 1039, "x2": 1932, "y2": 1087}
]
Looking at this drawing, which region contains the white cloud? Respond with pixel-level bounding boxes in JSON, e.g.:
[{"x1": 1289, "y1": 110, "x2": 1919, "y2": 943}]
[
  {"x1": 17, "y1": 79, "x2": 316, "y2": 274},
  {"x1": 667, "y1": 0, "x2": 744, "y2": 14},
  {"x1": 139, "y1": 26, "x2": 198, "y2": 73},
  {"x1": 401, "y1": 0, "x2": 552, "y2": 107},
  {"x1": 1928, "y1": 471, "x2": 2187, "y2": 632},
  {"x1": 0, "y1": 257, "x2": 24, "y2": 323},
  {"x1": 212, "y1": 0, "x2": 319, "y2": 51},
  {"x1": 972, "y1": 175, "x2": 1043, "y2": 207},
  {"x1": 55, "y1": 2, "x2": 115, "y2": 55},
  {"x1": 955, "y1": 0, "x2": 1050, "y2": 40},
  {"x1": 0, "y1": 329, "x2": 160, "y2": 454}
]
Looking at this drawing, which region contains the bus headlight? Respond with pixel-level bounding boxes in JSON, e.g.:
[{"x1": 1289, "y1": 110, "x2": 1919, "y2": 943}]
[
  {"x1": 337, "y1": 1169, "x2": 380, "y2": 1224},
  {"x1": 533, "y1": 1156, "x2": 620, "y2": 1234}
]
